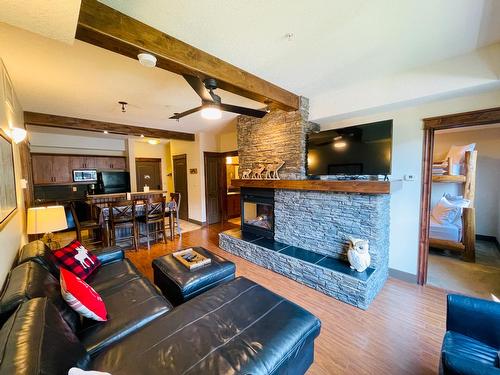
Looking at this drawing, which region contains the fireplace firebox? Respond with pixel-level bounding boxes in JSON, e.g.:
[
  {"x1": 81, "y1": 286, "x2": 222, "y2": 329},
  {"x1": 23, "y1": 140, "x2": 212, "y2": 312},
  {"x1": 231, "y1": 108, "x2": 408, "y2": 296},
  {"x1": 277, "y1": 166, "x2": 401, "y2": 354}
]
[{"x1": 241, "y1": 188, "x2": 274, "y2": 238}]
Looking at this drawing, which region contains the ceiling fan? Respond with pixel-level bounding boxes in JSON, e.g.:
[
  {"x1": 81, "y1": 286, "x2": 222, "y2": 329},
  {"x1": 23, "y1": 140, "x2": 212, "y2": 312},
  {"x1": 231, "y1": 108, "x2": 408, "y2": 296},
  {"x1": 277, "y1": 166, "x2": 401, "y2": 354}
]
[{"x1": 170, "y1": 75, "x2": 268, "y2": 120}]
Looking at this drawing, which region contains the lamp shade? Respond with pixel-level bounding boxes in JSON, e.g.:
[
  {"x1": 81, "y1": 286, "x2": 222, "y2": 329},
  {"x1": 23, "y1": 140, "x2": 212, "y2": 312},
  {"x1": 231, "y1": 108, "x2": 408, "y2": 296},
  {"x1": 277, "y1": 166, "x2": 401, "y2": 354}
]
[{"x1": 27, "y1": 206, "x2": 68, "y2": 234}]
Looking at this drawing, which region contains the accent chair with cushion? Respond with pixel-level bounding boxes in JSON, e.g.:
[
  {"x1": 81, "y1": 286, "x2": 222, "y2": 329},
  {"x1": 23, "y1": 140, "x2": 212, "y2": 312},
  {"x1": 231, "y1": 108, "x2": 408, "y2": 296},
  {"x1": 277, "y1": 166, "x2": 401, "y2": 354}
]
[{"x1": 440, "y1": 294, "x2": 500, "y2": 374}]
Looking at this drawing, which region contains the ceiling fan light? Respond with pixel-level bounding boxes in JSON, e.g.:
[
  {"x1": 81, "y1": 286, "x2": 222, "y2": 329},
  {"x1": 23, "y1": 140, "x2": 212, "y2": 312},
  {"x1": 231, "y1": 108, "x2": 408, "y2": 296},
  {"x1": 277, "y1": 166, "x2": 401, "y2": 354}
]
[
  {"x1": 201, "y1": 106, "x2": 222, "y2": 120},
  {"x1": 137, "y1": 53, "x2": 157, "y2": 68}
]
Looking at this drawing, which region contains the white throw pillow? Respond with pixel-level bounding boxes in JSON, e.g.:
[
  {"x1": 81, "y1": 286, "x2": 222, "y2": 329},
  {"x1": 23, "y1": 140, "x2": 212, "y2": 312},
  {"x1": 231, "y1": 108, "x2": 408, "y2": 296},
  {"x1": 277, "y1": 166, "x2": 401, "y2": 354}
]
[{"x1": 431, "y1": 196, "x2": 470, "y2": 224}]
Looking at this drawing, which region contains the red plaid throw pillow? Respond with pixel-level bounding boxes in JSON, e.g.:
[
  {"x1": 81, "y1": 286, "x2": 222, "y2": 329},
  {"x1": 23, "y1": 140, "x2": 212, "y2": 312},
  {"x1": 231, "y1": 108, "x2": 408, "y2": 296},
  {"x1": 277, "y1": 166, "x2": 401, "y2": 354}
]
[{"x1": 52, "y1": 240, "x2": 100, "y2": 280}]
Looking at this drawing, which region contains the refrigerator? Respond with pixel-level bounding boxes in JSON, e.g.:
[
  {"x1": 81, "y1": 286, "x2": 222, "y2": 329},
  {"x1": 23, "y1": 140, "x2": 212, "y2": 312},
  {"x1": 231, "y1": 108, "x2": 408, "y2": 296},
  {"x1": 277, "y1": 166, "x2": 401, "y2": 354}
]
[{"x1": 97, "y1": 171, "x2": 131, "y2": 194}]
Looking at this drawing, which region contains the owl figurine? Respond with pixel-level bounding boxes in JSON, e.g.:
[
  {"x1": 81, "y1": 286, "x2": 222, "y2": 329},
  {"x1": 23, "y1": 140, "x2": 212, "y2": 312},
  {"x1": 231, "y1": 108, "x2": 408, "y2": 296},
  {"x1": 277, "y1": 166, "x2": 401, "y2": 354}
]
[{"x1": 347, "y1": 236, "x2": 371, "y2": 272}]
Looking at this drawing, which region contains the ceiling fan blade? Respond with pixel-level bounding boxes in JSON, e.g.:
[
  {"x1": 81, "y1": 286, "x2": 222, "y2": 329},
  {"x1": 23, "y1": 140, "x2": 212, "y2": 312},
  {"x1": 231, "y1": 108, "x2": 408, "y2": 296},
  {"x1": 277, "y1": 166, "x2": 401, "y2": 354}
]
[
  {"x1": 219, "y1": 103, "x2": 267, "y2": 118},
  {"x1": 169, "y1": 106, "x2": 203, "y2": 120},
  {"x1": 182, "y1": 75, "x2": 213, "y2": 102}
]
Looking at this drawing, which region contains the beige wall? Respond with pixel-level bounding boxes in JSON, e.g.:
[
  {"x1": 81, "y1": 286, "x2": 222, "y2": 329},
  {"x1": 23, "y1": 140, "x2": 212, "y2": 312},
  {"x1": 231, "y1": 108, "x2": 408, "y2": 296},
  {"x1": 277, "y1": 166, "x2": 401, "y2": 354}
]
[
  {"x1": 433, "y1": 127, "x2": 500, "y2": 237},
  {"x1": 322, "y1": 87, "x2": 500, "y2": 275},
  {"x1": 128, "y1": 139, "x2": 170, "y2": 192},
  {"x1": 0, "y1": 59, "x2": 26, "y2": 287}
]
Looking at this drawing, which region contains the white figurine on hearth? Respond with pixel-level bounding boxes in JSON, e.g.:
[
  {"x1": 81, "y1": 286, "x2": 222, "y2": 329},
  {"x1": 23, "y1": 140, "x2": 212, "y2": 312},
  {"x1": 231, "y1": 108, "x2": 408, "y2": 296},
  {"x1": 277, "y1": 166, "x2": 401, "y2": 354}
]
[{"x1": 347, "y1": 236, "x2": 370, "y2": 272}]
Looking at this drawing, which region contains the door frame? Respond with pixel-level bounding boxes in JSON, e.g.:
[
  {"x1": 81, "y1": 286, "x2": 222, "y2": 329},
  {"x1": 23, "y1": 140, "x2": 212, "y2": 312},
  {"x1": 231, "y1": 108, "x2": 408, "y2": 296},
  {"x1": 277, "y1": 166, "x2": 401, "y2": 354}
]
[
  {"x1": 417, "y1": 106, "x2": 500, "y2": 285},
  {"x1": 172, "y1": 154, "x2": 189, "y2": 221},
  {"x1": 135, "y1": 157, "x2": 162, "y2": 191}
]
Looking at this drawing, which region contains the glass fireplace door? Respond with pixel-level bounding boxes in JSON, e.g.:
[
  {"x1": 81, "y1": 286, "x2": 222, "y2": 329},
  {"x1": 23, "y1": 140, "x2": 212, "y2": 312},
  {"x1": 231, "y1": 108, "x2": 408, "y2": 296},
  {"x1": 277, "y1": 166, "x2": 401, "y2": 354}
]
[{"x1": 243, "y1": 201, "x2": 274, "y2": 231}]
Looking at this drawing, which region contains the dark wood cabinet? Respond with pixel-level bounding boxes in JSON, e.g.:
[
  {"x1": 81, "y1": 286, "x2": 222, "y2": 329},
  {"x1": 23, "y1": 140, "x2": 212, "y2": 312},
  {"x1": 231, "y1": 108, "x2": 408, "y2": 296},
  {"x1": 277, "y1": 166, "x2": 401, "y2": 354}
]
[
  {"x1": 31, "y1": 154, "x2": 127, "y2": 185},
  {"x1": 226, "y1": 193, "x2": 241, "y2": 219},
  {"x1": 95, "y1": 156, "x2": 127, "y2": 170},
  {"x1": 69, "y1": 156, "x2": 96, "y2": 169},
  {"x1": 32, "y1": 154, "x2": 71, "y2": 184}
]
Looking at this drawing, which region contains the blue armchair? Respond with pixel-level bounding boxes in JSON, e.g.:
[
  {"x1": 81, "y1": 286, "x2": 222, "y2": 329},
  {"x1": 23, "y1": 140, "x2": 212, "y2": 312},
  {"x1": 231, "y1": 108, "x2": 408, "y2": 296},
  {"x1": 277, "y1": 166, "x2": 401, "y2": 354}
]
[{"x1": 441, "y1": 294, "x2": 500, "y2": 374}]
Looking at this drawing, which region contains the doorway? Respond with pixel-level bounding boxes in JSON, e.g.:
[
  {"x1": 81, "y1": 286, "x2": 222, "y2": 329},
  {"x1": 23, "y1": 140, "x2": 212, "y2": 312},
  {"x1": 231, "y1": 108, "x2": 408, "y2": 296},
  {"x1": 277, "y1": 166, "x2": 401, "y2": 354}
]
[
  {"x1": 172, "y1": 154, "x2": 189, "y2": 221},
  {"x1": 204, "y1": 151, "x2": 240, "y2": 225},
  {"x1": 418, "y1": 107, "x2": 500, "y2": 300},
  {"x1": 135, "y1": 158, "x2": 162, "y2": 191}
]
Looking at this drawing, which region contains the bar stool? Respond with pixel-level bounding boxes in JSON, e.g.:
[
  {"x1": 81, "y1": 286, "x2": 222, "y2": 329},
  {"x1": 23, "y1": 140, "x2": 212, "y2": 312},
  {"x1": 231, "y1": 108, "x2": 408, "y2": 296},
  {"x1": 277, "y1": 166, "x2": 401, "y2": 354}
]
[
  {"x1": 70, "y1": 202, "x2": 105, "y2": 249},
  {"x1": 109, "y1": 200, "x2": 138, "y2": 251},
  {"x1": 137, "y1": 197, "x2": 168, "y2": 250},
  {"x1": 165, "y1": 192, "x2": 181, "y2": 240}
]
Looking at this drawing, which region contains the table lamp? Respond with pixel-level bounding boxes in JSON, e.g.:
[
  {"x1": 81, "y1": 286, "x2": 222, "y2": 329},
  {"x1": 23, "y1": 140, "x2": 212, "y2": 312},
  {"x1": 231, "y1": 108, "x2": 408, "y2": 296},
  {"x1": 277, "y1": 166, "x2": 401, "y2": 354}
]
[{"x1": 27, "y1": 206, "x2": 68, "y2": 249}]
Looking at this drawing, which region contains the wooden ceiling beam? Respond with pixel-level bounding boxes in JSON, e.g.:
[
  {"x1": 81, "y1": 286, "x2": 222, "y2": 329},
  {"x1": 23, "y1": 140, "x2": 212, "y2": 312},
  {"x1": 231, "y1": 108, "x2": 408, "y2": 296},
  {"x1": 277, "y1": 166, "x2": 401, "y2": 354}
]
[
  {"x1": 75, "y1": 0, "x2": 300, "y2": 112},
  {"x1": 24, "y1": 112, "x2": 195, "y2": 141}
]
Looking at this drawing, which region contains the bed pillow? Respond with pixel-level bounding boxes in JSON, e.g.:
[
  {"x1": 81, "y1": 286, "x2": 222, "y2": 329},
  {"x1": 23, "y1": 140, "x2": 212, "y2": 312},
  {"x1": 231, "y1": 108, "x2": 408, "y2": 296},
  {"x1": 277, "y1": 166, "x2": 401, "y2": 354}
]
[
  {"x1": 445, "y1": 143, "x2": 475, "y2": 174},
  {"x1": 431, "y1": 196, "x2": 470, "y2": 224}
]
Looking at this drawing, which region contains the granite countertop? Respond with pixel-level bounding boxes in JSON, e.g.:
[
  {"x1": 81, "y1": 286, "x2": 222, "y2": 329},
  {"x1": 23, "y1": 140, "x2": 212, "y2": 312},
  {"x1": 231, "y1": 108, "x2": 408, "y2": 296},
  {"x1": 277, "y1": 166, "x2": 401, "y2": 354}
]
[{"x1": 87, "y1": 190, "x2": 168, "y2": 198}]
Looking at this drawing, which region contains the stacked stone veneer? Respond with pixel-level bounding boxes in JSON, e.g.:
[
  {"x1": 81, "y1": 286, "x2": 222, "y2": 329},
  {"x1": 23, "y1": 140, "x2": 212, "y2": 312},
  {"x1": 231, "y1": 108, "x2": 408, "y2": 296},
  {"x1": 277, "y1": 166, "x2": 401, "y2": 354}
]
[
  {"x1": 274, "y1": 190, "x2": 390, "y2": 268},
  {"x1": 219, "y1": 231, "x2": 387, "y2": 309},
  {"x1": 237, "y1": 97, "x2": 319, "y2": 180},
  {"x1": 222, "y1": 96, "x2": 391, "y2": 309}
]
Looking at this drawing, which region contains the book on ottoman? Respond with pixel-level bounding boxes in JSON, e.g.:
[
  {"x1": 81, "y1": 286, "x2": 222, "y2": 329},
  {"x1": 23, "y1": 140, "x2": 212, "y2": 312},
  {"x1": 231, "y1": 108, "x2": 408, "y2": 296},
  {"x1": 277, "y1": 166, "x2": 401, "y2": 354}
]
[{"x1": 173, "y1": 248, "x2": 211, "y2": 270}]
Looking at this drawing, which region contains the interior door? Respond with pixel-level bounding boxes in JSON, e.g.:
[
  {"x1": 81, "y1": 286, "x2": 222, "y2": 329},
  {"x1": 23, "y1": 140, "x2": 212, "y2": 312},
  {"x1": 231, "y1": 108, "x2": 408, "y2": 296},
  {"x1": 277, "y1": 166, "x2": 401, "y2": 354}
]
[
  {"x1": 204, "y1": 153, "x2": 222, "y2": 224},
  {"x1": 172, "y1": 154, "x2": 189, "y2": 221},
  {"x1": 135, "y1": 158, "x2": 162, "y2": 190}
]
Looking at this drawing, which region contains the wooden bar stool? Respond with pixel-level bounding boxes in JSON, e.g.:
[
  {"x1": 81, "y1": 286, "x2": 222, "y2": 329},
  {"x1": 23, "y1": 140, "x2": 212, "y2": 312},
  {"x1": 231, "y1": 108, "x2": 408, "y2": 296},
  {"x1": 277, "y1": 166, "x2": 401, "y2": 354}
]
[
  {"x1": 165, "y1": 192, "x2": 181, "y2": 240},
  {"x1": 137, "y1": 197, "x2": 167, "y2": 250},
  {"x1": 109, "y1": 200, "x2": 138, "y2": 251},
  {"x1": 70, "y1": 202, "x2": 105, "y2": 249}
]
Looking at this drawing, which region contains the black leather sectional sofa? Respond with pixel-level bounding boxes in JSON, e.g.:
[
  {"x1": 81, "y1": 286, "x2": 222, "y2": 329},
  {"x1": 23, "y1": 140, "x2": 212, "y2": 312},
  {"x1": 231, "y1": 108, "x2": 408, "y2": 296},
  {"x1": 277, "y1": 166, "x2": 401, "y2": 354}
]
[{"x1": 0, "y1": 241, "x2": 321, "y2": 374}]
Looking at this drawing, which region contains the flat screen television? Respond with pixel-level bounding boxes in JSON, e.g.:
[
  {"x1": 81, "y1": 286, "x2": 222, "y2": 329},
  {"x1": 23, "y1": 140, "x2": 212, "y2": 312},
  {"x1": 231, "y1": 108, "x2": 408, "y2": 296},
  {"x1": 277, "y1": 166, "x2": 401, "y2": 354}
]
[{"x1": 306, "y1": 120, "x2": 393, "y2": 177}]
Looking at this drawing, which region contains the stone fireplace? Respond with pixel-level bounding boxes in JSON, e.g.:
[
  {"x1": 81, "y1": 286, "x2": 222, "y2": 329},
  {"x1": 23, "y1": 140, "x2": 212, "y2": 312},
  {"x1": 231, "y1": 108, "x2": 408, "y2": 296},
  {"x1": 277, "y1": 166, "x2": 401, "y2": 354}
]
[{"x1": 219, "y1": 98, "x2": 391, "y2": 309}]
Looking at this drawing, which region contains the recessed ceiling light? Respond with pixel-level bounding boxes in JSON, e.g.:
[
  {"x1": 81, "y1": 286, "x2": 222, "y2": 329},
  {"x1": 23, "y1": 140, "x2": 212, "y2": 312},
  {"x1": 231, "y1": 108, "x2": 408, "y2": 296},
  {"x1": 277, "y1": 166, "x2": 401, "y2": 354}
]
[
  {"x1": 103, "y1": 130, "x2": 109, "y2": 134},
  {"x1": 148, "y1": 139, "x2": 160, "y2": 145},
  {"x1": 140, "y1": 134, "x2": 144, "y2": 138},
  {"x1": 137, "y1": 53, "x2": 157, "y2": 68}
]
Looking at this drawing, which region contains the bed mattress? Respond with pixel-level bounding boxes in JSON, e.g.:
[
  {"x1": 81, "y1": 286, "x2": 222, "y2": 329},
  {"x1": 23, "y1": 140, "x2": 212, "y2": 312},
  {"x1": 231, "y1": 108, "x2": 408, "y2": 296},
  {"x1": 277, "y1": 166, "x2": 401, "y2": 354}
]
[{"x1": 429, "y1": 217, "x2": 462, "y2": 242}]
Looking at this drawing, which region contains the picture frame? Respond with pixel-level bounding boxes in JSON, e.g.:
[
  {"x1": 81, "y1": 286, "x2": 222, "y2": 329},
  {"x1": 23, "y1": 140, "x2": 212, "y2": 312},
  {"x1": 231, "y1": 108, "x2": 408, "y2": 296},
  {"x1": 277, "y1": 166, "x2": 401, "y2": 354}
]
[{"x1": 0, "y1": 130, "x2": 17, "y2": 225}]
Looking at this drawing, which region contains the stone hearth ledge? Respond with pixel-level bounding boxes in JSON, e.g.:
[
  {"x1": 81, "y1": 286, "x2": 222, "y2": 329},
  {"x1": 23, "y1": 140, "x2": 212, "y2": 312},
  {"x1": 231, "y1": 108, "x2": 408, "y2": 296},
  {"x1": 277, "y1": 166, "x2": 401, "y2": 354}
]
[{"x1": 219, "y1": 229, "x2": 387, "y2": 310}]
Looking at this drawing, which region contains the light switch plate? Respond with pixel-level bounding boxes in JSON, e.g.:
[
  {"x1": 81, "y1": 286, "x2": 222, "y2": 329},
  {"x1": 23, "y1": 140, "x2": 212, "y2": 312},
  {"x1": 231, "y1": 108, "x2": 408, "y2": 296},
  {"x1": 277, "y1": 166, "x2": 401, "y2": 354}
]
[{"x1": 404, "y1": 174, "x2": 416, "y2": 181}]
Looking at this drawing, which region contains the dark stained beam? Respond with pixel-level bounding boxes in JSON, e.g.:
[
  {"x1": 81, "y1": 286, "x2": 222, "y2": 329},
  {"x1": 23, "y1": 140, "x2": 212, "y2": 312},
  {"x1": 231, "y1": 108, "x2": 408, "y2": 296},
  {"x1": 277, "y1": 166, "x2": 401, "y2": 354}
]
[
  {"x1": 75, "y1": 0, "x2": 300, "y2": 112},
  {"x1": 423, "y1": 107, "x2": 500, "y2": 129},
  {"x1": 24, "y1": 111, "x2": 195, "y2": 141}
]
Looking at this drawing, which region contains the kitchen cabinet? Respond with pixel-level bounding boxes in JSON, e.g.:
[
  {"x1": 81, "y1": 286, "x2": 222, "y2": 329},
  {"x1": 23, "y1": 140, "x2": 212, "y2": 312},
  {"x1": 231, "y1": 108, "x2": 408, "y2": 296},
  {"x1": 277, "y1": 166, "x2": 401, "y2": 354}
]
[
  {"x1": 69, "y1": 156, "x2": 96, "y2": 169},
  {"x1": 32, "y1": 154, "x2": 71, "y2": 184},
  {"x1": 95, "y1": 156, "x2": 127, "y2": 170},
  {"x1": 226, "y1": 193, "x2": 241, "y2": 219},
  {"x1": 31, "y1": 154, "x2": 127, "y2": 185}
]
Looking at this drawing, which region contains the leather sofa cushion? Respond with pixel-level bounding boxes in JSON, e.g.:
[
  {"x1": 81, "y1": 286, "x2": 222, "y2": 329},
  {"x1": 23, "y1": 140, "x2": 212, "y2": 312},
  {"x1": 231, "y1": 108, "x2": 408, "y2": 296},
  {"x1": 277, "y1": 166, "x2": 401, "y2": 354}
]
[
  {"x1": 86, "y1": 259, "x2": 141, "y2": 292},
  {"x1": 442, "y1": 331, "x2": 499, "y2": 369},
  {"x1": 0, "y1": 298, "x2": 90, "y2": 375},
  {"x1": 152, "y1": 247, "x2": 235, "y2": 305},
  {"x1": 78, "y1": 277, "x2": 172, "y2": 356},
  {"x1": 0, "y1": 261, "x2": 80, "y2": 332},
  {"x1": 91, "y1": 277, "x2": 321, "y2": 374},
  {"x1": 91, "y1": 246, "x2": 124, "y2": 266},
  {"x1": 16, "y1": 240, "x2": 59, "y2": 277}
]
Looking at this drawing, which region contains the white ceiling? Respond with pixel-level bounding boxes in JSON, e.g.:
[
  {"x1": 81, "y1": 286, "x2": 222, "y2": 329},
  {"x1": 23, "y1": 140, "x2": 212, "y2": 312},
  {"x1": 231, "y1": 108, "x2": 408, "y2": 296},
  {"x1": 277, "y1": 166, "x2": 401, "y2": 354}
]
[
  {"x1": 101, "y1": 0, "x2": 500, "y2": 96},
  {"x1": 1, "y1": 0, "x2": 499, "y2": 135}
]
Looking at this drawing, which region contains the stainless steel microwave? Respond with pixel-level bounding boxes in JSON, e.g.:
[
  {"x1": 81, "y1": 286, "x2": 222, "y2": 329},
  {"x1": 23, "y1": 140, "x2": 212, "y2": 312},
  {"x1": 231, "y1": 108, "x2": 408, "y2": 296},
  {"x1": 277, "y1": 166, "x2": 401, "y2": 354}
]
[{"x1": 73, "y1": 169, "x2": 97, "y2": 182}]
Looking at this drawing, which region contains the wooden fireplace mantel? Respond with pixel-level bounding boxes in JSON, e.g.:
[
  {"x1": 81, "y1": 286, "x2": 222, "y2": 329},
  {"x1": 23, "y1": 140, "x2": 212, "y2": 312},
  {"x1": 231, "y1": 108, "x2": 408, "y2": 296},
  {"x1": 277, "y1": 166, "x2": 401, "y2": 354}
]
[{"x1": 231, "y1": 179, "x2": 401, "y2": 194}]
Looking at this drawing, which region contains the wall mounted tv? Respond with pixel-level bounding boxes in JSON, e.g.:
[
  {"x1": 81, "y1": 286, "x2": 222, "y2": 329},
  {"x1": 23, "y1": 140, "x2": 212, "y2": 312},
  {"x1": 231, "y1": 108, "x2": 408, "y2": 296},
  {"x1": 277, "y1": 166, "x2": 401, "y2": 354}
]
[{"x1": 306, "y1": 120, "x2": 393, "y2": 177}]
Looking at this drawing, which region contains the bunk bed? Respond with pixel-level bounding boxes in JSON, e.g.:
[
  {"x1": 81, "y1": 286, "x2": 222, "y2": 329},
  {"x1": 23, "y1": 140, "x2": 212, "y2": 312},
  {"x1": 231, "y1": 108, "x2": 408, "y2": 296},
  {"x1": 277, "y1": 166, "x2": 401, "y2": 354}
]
[{"x1": 429, "y1": 150, "x2": 477, "y2": 262}]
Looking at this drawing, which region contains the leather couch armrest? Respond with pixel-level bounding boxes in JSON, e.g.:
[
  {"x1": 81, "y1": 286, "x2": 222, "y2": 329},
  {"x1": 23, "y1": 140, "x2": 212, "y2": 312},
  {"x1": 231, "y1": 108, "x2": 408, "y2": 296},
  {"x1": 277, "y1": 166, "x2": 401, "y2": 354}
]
[
  {"x1": 91, "y1": 246, "x2": 124, "y2": 265},
  {"x1": 447, "y1": 294, "x2": 500, "y2": 347}
]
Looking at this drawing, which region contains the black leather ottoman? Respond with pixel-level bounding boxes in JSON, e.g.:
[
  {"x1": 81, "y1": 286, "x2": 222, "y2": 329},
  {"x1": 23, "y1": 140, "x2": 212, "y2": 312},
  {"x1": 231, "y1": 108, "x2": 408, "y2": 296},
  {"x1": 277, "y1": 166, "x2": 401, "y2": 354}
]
[{"x1": 152, "y1": 247, "x2": 236, "y2": 306}]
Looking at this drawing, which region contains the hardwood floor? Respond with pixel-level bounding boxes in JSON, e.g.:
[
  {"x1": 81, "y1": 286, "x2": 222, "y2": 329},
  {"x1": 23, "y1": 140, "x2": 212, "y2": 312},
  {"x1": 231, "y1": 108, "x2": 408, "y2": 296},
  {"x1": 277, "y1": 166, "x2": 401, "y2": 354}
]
[{"x1": 126, "y1": 222, "x2": 447, "y2": 375}]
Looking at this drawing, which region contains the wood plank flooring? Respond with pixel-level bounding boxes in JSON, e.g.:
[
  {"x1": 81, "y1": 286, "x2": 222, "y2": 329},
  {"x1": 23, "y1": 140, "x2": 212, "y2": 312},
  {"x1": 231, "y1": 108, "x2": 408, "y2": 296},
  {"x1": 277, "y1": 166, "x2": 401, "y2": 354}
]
[{"x1": 126, "y1": 222, "x2": 447, "y2": 375}]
